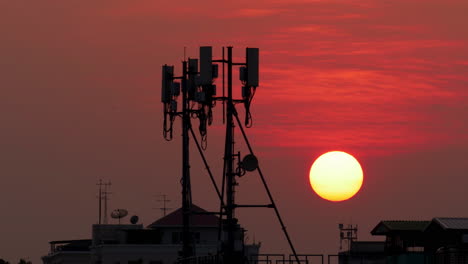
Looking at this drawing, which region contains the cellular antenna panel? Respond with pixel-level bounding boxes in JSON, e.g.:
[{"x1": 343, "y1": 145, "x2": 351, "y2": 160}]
[
  {"x1": 246, "y1": 48, "x2": 259, "y2": 87},
  {"x1": 200, "y1": 46, "x2": 213, "y2": 85},
  {"x1": 162, "y1": 65, "x2": 174, "y2": 102}
]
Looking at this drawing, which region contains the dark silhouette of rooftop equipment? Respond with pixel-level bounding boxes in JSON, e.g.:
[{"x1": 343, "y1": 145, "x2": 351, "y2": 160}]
[
  {"x1": 130, "y1": 215, "x2": 139, "y2": 225},
  {"x1": 339, "y1": 223, "x2": 358, "y2": 252},
  {"x1": 96, "y1": 180, "x2": 112, "y2": 224},
  {"x1": 111, "y1": 209, "x2": 128, "y2": 224}
]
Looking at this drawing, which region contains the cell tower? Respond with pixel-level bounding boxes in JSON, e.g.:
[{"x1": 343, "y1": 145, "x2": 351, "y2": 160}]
[{"x1": 161, "y1": 47, "x2": 300, "y2": 264}]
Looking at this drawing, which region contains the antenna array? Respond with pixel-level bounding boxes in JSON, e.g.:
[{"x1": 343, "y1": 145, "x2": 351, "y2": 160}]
[{"x1": 161, "y1": 47, "x2": 299, "y2": 264}]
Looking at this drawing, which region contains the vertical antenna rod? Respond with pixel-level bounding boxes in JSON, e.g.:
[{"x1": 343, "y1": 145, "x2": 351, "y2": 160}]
[
  {"x1": 97, "y1": 179, "x2": 103, "y2": 224},
  {"x1": 224, "y1": 46, "x2": 236, "y2": 264},
  {"x1": 181, "y1": 60, "x2": 193, "y2": 261},
  {"x1": 156, "y1": 194, "x2": 172, "y2": 217},
  {"x1": 103, "y1": 181, "x2": 111, "y2": 224}
]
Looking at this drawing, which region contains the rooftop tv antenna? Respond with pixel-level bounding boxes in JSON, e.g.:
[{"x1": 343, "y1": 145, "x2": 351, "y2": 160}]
[
  {"x1": 103, "y1": 181, "x2": 112, "y2": 224},
  {"x1": 161, "y1": 46, "x2": 300, "y2": 264},
  {"x1": 339, "y1": 223, "x2": 358, "y2": 252},
  {"x1": 155, "y1": 194, "x2": 172, "y2": 217},
  {"x1": 96, "y1": 179, "x2": 111, "y2": 224},
  {"x1": 97, "y1": 179, "x2": 104, "y2": 224}
]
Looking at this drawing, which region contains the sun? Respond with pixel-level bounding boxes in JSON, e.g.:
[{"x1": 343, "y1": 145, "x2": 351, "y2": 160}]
[{"x1": 309, "y1": 151, "x2": 363, "y2": 202}]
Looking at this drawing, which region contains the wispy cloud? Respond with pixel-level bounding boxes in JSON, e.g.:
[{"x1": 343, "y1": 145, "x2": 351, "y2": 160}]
[{"x1": 232, "y1": 8, "x2": 287, "y2": 18}]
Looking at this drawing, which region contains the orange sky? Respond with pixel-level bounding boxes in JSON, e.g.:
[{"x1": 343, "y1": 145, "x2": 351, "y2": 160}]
[{"x1": 1, "y1": 1, "x2": 468, "y2": 262}]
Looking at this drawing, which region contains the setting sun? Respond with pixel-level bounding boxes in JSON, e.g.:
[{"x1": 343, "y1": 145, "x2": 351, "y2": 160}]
[{"x1": 309, "y1": 151, "x2": 363, "y2": 202}]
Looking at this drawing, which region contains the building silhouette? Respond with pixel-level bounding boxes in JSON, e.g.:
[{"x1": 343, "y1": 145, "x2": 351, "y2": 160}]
[
  {"x1": 340, "y1": 218, "x2": 468, "y2": 264},
  {"x1": 42, "y1": 204, "x2": 260, "y2": 264}
]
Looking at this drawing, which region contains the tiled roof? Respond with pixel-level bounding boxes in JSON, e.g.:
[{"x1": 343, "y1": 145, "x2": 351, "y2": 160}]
[
  {"x1": 147, "y1": 204, "x2": 219, "y2": 228},
  {"x1": 371, "y1": 221, "x2": 430, "y2": 235},
  {"x1": 433, "y1": 218, "x2": 468, "y2": 230}
]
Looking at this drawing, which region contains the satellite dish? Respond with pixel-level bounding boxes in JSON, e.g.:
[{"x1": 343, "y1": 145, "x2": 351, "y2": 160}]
[
  {"x1": 241, "y1": 154, "x2": 258, "y2": 172},
  {"x1": 111, "y1": 209, "x2": 128, "y2": 219},
  {"x1": 130, "y1": 215, "x2": 139, "y2": 224},
  {"x1": 111, "y1": 209, "x2": 128, "y2": 224}
]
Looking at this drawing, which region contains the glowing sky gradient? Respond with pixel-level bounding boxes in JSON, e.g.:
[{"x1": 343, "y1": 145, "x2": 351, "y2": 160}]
[{"x1": 1, "y1": 0, "x2": 468, "y2": 262}]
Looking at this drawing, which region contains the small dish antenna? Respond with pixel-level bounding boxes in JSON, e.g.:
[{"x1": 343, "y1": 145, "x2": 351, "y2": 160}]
[
  {"x1": 130, "y1": 215, "x2": 139, "y2": 224},
  {"x1": 242, "y1": 154, "x2": 258, "y2": 172},
  {"x1": 111, "y1": 209, "x2": 128, "y2": 224}
]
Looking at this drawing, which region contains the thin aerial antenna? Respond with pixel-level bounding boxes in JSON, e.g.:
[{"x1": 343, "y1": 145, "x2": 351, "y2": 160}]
[
  {"x1": 155, "y1": 194, "x2": 172, "y2": 217},
  {"x1": 96, "y1": 179, "x2": 103, "y2": 224},
  {"x1": 339, "y1": 223, "x2": 358, "y2": 252},
  {"x1": 184, "y1": 47, "x2": 187, "y2": 61},
  {"x1": 103, "y1": 181, "x2": 112, "y2": 224}
]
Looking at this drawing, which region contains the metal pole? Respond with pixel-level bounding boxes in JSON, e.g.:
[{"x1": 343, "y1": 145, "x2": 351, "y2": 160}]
[
  {"x1": 224, "y1": 46, "x2": 236, "y2": 264},
  {"x1": 103, "y1": 187, "x2": 107, "y2": 224},
  {"x1": 98, "y1": 179, "x2": 102, "y2": 225},
  {"x1": 181, "y1": 60, "x2": 192, "y2": 261},
  {"x1": 189, "y1": 126, "x2": 223, "y2": 201},
  {"x1": 233, "y1": 107, "x2": 301, "y2": 264},
  {"x1": 103, "y1": 182, "x2": 111, "y2": 224}
]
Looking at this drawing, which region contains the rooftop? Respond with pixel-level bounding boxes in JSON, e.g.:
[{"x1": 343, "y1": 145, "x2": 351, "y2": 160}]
[
  {"x1": 432, "y1": 218, "x2": 468, "y2": 231},
  {"x1": 148, "y1": 204, "x2": 219, "y2": 228},
  {"x1": 371, "y1": 221, "x2": 431, "y2": 235}
]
